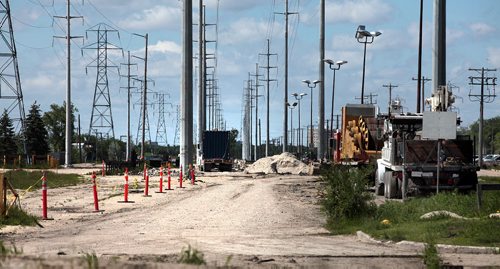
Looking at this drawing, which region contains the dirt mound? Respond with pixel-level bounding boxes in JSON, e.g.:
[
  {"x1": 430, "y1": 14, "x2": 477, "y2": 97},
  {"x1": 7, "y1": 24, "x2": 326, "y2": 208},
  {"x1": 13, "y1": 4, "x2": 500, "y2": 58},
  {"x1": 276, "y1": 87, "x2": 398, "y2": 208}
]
[{"x1": 245, "y1": 152, "x2": 312, "y2": 175}]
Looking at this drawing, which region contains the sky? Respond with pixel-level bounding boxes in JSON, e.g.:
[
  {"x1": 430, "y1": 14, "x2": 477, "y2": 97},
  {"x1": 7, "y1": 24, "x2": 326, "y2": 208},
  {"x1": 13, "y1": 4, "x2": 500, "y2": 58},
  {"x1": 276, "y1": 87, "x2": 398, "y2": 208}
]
[{"x1": 3, "y1": 0, "x2": 500, "y2": 146}]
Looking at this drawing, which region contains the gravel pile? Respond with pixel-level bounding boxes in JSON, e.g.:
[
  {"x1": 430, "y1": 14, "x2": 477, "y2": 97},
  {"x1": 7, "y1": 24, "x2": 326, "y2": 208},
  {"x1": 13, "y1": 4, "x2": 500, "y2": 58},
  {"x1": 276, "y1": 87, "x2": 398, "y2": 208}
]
[{"x1": 245, "y1": 152, "x2": 312, "y2": 175}]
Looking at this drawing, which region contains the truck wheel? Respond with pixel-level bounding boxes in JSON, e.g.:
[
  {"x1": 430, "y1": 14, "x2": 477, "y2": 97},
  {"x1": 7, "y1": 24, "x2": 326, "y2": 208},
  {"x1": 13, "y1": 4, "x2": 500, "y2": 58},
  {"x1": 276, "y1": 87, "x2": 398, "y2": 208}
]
[
  {"x1": 375, "y1": 170, "x2": 384, "y2": 196},
  {"x1": 384, "y1": 172, "x2": 400, "y2": 199}
]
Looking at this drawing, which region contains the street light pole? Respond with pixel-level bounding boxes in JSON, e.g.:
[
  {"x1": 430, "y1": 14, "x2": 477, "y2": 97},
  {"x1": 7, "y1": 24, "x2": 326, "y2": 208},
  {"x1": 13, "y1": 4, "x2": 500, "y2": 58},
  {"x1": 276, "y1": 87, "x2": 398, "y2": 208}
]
[
  {"x1": 355, "y1": 25, "x2": 381, "y2": 104},
  {"x1": 324, "y1": 59, "x2": 347, "y2": 159},
  {"x1": 287, "y1": 102, "x2": 298, "y2": 150},
  {"x1": 302, "y1": 79, "x2": 320, "y2": 157},
  {"x1": 292, "y1": 93, "x2": 307, "y2": 155}
]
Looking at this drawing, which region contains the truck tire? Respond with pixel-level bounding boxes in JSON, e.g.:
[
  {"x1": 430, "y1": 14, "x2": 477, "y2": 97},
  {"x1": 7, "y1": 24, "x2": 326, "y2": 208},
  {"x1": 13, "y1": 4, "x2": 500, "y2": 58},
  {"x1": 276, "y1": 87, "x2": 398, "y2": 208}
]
[{"x1": 384, "y1": 171, "x2": 400, "y2": 199}]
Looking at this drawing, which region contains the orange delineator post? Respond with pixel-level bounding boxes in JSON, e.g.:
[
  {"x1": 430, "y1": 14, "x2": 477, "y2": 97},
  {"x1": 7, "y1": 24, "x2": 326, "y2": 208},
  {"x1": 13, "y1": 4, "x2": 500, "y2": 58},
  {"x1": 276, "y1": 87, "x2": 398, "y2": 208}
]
[
  {"x1": 118, "y1": 168, "x2": 134, "y2": 203},
  {"x1": 179, "y1": 165, "x2": 183, "y2": 188},
  {"x1": 144, "y1": 169, "x2": 151, "y2": 197},
  {"x1": 41, "y1": 172, "x2": 48, "y2": 220},
  {"x1": 124, "y1": 168, "x2": 129, "y2": 202},
  {"x1": 92, "y1": 172, "x2": 100, "y2": 212}
]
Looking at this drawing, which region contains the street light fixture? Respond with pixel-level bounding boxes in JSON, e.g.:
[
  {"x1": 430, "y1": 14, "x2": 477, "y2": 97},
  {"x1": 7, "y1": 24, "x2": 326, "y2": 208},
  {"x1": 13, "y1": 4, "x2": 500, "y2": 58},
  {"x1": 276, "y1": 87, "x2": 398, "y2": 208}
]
[
  {"x1": 323, "y1": 59, "x2": 347, "y2": 152},
  {"x1": 287, "y1": 101, "x2": 298, "y2": 149},
  {"x1": 355, "y1": 25, "x2": 381, "y2": 104},
  {"x1": 302, "y1": 79, "x2": 321, "y2": 152},
  {"x1": 292, "y1": 92, "x2": 307, "y2": 154}
]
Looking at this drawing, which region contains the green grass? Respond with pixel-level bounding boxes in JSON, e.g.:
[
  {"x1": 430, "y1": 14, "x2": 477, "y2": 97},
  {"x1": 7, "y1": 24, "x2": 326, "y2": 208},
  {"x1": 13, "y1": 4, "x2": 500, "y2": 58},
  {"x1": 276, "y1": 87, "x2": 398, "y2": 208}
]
[
  {"x1": 479, "y1": 176, "x2": 500, "y2": 184},
  {"x1": 82, "y1": 252, "x2": 99, "y2": 269},
  {"x1": 325, "y1": 191, "x2": 500, "y2": 247},
  {"x1": 2, "y1": 170, "x2": 83, "y2": 190},
  {"x1": 321, "y1": 164, "x2": 500, "y2": 247},
  {"x1": 0, "y1": 206, "x2": 38, "y2": 227},
  {"x1": 178, "y1": 245, "x2": 206, "y2": 265}
]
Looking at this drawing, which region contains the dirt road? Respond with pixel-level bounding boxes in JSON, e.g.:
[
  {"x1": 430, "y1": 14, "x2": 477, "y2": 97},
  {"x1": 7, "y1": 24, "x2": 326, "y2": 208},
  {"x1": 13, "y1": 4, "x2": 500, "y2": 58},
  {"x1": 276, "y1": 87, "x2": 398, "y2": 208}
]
[{"x1": 1, "y1": 171, "x2": 497, "y2": 268}]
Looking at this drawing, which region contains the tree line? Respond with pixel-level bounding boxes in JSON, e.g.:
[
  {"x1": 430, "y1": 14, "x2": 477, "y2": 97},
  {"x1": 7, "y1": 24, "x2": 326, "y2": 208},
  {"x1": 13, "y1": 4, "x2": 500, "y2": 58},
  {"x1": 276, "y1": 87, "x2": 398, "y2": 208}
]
[{"x1": 0, "y1": 102, "x2": 180, "y2": 164}]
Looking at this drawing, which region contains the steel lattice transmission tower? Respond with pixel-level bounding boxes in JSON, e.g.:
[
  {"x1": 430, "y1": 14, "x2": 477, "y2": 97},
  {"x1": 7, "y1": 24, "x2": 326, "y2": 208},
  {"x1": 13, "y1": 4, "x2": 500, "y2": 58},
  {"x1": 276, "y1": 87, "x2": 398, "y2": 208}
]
[
  {"x1": 134, "y1": 80, "x2": 152, "y2": 146},
  {"x1": 0, "y1": 0, "x2": 27, "y2": 153},
  {"x1": 154, "y1": 92, "x2": 172, "y2": 146},
  {"x1": 83, "y1": 23, "x2": 122, "y2": 138}
]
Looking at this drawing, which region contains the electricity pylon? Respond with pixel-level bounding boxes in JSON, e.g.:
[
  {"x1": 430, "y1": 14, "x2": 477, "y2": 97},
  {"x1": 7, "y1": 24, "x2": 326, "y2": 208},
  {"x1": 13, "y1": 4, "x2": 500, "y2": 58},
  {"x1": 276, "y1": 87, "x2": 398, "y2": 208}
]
[
  {"x1": 0, "y1": 0, "x2": 27, "y2": 155},
  {"x1": 153, "y1": 92, "x2": 172, "y2": 146},
  {"x1": 83, "y1": 23, "x2": 123, "y2": 138}
]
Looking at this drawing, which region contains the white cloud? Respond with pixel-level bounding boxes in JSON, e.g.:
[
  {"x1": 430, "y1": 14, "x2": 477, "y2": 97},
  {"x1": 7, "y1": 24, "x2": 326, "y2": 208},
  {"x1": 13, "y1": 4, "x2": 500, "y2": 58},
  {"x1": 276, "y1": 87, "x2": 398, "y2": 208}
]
[
  {"x1": 24, "y1": 74, "x2": 55, "y2": 89},
  {"x1": 469, "y1": 22, "x2": 495, "y2": 37},
  {"x1": 219, "y1": 18, "x2": 270, "y2": 45},
  {"x1": 325, "y1": 0, "x2": 393, "y2": 24},
  {"x1": 447, "y1": 28, "x2": 465, "y2": 44},
  {"x1": 204, "y1": 0, "x2": 268, "y2": 11},
  {"x1": 148, "y1": 40, "x2": 182, "y2": 54},
  {"x1": 487, "y1": 47, "x2": 500, "y2": 67},
  {"x1": 118, "y1": 6, "x2": 181, "y2": 30}
]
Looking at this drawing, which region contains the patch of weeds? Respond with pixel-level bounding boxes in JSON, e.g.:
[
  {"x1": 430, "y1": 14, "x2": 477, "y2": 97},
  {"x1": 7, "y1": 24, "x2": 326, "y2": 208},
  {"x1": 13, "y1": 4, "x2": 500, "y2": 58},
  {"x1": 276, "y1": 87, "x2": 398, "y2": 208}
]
[
  {"x1": 0, "y1": 206, "x2": 39, "y2": 227},
  {"x1": 224, "y1": 254, "x2": 233, "y2": 268},
  {"x1": 321, "y1": 165, "x2": 376, "y2": 221},
  {"x1": 82, "y1": 252, "x2": 99, "y2": 269},
  {"x1": 178, "y1": 245, "x2": 206, "y2": 265},
  {"x1": 423, "y1": 239, "x2": 440, "y2": 269},
  {"x1": 0, "y1": 241, "x2": 22, "y2": 260}
]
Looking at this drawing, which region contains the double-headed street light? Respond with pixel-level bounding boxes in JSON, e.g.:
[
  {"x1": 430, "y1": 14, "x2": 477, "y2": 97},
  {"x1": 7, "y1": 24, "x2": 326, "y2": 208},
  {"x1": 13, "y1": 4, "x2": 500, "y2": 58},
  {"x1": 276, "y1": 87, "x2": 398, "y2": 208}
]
[
  {"x1": 355, "y1": 25, "x2": 381, "y2": 104},
  {"x1": 292, "y1": 92, "x2": 307, "y2": 154},
  {"x1": 323, "y1": 59, "x2": 347, "y2": 137},
  {"x1": 287, "y1": 101, "x2": 298, "y2": 149},
  {"x1": 302, "y1": 79, "x2": 320, "y2": 152}
]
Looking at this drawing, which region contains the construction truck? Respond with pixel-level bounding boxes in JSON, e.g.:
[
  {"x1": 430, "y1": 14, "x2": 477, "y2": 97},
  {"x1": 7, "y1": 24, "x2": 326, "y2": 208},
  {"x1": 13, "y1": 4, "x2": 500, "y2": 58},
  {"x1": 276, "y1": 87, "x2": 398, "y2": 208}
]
[
  {"x1": 374, "y1": 86, "x2": 478, "y2": 198},
  {"x1": 201, "y1": 130, "x2": 233, "y2": 172},
  {"x1": 334, "y1": 104, "x2": 384, "y2": 164}
]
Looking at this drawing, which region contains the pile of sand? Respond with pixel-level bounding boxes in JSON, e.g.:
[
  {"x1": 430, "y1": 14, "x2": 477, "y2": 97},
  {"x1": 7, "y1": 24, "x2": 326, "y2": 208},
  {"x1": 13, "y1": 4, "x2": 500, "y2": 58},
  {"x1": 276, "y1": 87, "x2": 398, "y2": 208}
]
[{"x1": 245, "y1": 152, "x2": 312, "y2": 175}]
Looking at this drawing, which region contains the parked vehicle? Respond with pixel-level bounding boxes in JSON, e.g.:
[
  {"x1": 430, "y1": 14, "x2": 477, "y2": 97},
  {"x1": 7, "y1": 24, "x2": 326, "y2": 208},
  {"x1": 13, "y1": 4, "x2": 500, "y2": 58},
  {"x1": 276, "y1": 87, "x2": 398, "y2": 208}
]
[{"x1": 201, "y1": 131, "x2": 233, "y2": 172}]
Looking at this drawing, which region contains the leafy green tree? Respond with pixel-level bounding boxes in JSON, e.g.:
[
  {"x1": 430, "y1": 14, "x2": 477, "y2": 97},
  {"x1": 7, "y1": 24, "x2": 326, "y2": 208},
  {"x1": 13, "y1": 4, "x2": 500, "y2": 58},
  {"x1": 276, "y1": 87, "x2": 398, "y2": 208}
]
[
  {"x1": 25, "y1": 102, "x2": 49, "y2": 155},
  {"x1": 467, "y1": 116, "x2": 500, "y2": 154},
  {"x1": 228, "y1": 128, "x2": 240, "y2": 158},
  {"x1": 43, "y1": 102, "x2": 76, "y2": 152},
  {"x1": 0, "y1": 110, "x2": 18, "y2": 156}
]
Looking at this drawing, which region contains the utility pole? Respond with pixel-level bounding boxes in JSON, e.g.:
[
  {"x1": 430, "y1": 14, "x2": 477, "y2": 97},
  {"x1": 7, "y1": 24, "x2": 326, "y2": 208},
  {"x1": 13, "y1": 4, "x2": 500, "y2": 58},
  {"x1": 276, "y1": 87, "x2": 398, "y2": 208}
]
[
  {"x1": 416, "y1": 0, "x2": 424, "y2": 113},
  {"x1": 0, "y1": 0, "x2": 28, "y2": 160},
  {"x1": 318, "y1": 0, "x2": 325, "y2": 160},
  {"x1": 54, "y1": 0, "x2": 83, "y2": 167},
  {"x1": 132, "y1": 33, "x2": 149, "y2": 159},
  {"x1": 468, "y1": 68, "x2": 497, "y2": 167},
  {"x1": 197, "y1": 0, "x2": 205, "y2": 165},
  {"x1": 251, "y1": 63, "x2": 263, "y2": 160},
  {"x1": 412, "y1": 76, "x2": 431, "y2": 111},
  {"x1": 276, "y1": 0, "x2": 298, "y2": 153},
  {"x1": 83, "y1": 23, "x2": 122, "y2": 157},
  {"x1": 259, "y1": 39, "x2": 277, "y2": 157},
  {"x1": 366, "y1": 93, "x2": 378, "y2": 105},
  {"x1": 120, "y1": 51, "x2": 137, "y2": 162},
  {"x1": 181, "y1": 0, "x2": 194, "y2": 173},
  {"x1": 433, "y1": 0, "x2": 446, "y2": 92},
  {"x1": 383, "y1": 83, "x2": 398, "y2": 114}
]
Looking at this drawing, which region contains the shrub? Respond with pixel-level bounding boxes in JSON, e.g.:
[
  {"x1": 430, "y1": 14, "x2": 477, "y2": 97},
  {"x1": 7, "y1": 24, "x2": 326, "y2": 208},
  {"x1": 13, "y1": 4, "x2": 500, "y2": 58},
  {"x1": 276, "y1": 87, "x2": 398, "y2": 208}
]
[
  {"x1": 321, "y1": 165, "x2": 376, "y2": 221},
  {"x1": 178, "y1": 245, "x2": 205, "y2": 265}
]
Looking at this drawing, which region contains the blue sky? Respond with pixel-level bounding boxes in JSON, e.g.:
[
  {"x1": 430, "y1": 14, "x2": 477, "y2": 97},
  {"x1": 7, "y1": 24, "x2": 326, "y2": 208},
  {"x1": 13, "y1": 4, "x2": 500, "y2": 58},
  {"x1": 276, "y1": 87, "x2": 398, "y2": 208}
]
[{"x1": 4, "y1": 0, "x2": 500, "y2": 145}]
